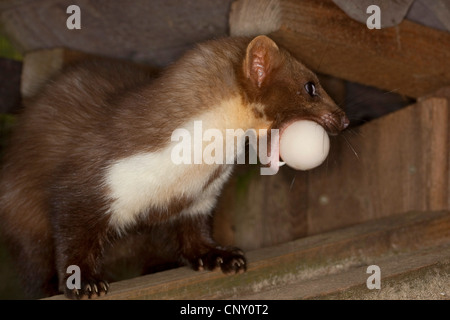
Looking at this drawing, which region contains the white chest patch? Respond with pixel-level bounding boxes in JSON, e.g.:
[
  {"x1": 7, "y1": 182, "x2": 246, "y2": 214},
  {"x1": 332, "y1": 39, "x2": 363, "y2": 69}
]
[{"x1": 104, "y1": 146, "x2": 232, "y2": 230}]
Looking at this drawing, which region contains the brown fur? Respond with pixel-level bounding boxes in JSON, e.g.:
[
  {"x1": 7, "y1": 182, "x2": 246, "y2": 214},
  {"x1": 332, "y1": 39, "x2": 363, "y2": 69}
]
[{"x1": 0, "y1": 36, "x2": 348, "y2": 299}]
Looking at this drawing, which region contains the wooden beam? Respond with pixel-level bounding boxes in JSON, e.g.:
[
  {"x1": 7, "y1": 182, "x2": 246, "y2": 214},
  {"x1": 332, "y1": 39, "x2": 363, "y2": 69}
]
[
  {"x1": 229, "y1": 0, "x2": 450, "y2": 98},
  {"x1": 241, "y1": 245, "x2": 450, "y2": 299},
  {"x1": 44, "y1": 210, "x2": 450, "y2": 300}
]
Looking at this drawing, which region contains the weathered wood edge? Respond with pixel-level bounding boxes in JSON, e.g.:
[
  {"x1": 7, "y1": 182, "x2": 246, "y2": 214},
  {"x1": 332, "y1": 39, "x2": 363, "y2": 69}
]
[{"x1": 240, "y1": 244, "x2": 450, "y2": 299}]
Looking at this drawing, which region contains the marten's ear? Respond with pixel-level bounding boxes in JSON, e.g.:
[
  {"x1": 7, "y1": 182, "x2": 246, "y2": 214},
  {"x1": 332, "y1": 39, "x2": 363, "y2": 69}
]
[{"x1": 244, "y1": 35, "x2": 280, "y2": 88}]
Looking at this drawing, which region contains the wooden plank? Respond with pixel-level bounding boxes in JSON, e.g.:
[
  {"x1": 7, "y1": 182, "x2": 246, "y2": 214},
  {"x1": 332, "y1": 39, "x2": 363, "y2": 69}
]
[
  {"x1": 239, "y1": 245, "x2": 450, "y2": 299},
  {"x1": 43, "y1": 210, "x2": 450, "y2": 300},
  {"x1": 318, "y1": 255, "x2": 450, "y2": 300},
  {"x1": 0, "y1": 0, "x2": 232, "y2": 67},
  {"x1": 307, "y1": 94, "x2": 449, "y2": 234},
  {"x1": 229, "y1": 0, "x2": 450, "y2": 98}
]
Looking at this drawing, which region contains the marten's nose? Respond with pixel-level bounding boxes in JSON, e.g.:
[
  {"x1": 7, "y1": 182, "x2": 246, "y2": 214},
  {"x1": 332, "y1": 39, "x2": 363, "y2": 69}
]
[{"x1": 320, "y1": 112, "x2": 349, "y2": 135}]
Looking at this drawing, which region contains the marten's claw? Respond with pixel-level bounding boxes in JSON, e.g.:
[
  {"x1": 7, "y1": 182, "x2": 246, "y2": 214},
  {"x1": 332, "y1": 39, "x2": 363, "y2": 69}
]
[
  {"x1": 65, "y1": 279, "x2": 109, "y2": 300},
  {"x1": 191, "y1": 246, "x2": 247, "y2": 275}
]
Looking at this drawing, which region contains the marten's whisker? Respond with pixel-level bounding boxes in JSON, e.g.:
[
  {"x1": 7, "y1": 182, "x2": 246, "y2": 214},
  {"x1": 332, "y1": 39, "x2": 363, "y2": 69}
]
[
  {"x1": 342, "y1": 134, "x2": 359, "y2": 160},
  {"x1": 289, "y1": 173, "x2": 296, "y2": 192}
]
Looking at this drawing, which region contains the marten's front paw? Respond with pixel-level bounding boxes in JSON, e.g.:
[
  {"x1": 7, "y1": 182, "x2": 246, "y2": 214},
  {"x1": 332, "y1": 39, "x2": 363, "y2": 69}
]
[
  {"x1": 191, "y1": 246, "x2": 247, "y2": 274},
  {"x1": 65, "y1": 279, "x2": 109, "y2": 300}
]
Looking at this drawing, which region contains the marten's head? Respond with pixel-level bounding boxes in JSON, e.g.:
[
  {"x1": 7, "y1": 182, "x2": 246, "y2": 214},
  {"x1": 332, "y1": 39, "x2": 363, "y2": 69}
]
[{"x1": 239, "y1": 35, "x2": 349, "y2": 136}]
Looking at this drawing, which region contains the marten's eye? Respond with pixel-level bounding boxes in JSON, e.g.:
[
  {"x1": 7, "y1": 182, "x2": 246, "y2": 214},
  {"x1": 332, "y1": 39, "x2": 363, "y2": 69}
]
[{"x1": 304, "y1": 82, "x2": 317, "y2": 97}]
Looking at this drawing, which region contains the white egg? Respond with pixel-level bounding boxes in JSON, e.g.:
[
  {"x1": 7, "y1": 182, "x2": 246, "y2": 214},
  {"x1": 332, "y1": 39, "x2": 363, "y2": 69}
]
[{"x1": 279, "y1": 120, "x2": 330, "y2": 170}]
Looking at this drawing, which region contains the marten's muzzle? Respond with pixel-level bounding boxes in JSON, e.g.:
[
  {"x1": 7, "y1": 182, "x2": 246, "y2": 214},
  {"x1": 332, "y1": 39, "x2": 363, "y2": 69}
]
[{"x1": 318, "y1": 111, "x2": 349, "y2": 136}]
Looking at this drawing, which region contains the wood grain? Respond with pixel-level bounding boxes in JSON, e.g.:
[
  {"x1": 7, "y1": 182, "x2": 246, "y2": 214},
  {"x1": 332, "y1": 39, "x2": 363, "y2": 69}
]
[
  {"x1": 241, "y1": 245, "x2": 450, "y2": 299},
  {"x1": 230, "y1": 0, "x2": 450, "y2": 98}
]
